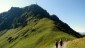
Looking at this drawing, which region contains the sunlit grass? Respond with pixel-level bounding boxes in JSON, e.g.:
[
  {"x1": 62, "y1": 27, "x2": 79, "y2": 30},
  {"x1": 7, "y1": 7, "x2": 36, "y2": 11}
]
[
  {"x1": 67, "y1": 37, "x2": 85, "y2": 48},
  {"x1": 0, "y1": 18, "x2": 76, "y2": 48}
]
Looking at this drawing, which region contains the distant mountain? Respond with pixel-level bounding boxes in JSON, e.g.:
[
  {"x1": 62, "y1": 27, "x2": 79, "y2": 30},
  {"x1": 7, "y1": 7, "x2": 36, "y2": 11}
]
[
  {"x1": 0, "y1": 4, "x2": 82, "y2": 48},
  {"x1": 80, "y1": 32, "x2": 85, "y2": 36}
]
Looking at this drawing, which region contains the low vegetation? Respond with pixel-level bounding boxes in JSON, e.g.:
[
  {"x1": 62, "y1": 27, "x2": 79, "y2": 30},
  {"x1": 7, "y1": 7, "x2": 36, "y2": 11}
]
[{"x1": 67, "y1": 37, "x2": 85, "y2": 48}]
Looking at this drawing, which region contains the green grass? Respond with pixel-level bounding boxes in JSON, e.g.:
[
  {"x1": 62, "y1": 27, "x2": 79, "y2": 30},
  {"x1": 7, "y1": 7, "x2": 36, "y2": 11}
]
[
  {"x1": 0, "y1": 18, "x2": 76, "y2": 48},
  {"x1": 67, "y1": 37, "x2": 85, "y2": 48}
]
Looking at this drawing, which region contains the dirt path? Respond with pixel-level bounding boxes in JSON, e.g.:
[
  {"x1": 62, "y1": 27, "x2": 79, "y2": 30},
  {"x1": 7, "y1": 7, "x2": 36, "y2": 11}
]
[
  {"x1": 52, "y1": 41, "x2": 68, "y2": 48},
  {"x1": 62, "y1": 41, "x2": 68, "y2": 48}
]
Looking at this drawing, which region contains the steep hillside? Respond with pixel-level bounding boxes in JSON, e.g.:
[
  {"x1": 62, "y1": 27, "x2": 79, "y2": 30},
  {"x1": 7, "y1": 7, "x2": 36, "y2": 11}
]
[
  {"x1": 0, "y1": 18, "x2": 76, "y2": 48},
  {"x1": 67, "y1": 37, "x2": 85, "y2": 48},
  {"x1": 0, "y1": 4, "x2": 82, "y2": 48}
]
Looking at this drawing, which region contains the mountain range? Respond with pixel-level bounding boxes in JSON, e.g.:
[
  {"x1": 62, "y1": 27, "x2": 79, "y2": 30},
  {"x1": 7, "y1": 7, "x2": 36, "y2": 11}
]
[{"x1": 0, "y1": 4, "x2": 82, "y2": 48}]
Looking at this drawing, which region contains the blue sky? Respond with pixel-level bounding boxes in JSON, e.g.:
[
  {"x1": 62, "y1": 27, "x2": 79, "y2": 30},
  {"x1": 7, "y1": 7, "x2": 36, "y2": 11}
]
[{"x1": 0, "y1": 0, "x2": 85, "y2": 33}]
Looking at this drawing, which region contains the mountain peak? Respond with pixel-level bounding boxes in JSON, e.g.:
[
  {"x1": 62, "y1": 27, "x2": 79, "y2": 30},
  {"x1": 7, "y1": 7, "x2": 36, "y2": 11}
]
[
  {"x1": 24, "y1": 4, "x2": 50, "y2": 19},
  {"x1": 24, "y1": 4, "x2": 43, "y2": 11},
  {"x1": 9, "y1": 7, "x2": 20, "y2": 11},
  {"x1": 29, "y1": 4, "x2": 40, "y2": 8}
]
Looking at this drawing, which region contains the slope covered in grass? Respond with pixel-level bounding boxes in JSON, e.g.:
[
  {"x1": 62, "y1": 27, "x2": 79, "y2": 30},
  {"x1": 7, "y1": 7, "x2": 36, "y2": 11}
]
[
  {"x1": 67, "y1": 37, "x2": 85, "y2": 48},
  {"x1": 0, "y1": 18, "x2": 76, "y2": 48}
]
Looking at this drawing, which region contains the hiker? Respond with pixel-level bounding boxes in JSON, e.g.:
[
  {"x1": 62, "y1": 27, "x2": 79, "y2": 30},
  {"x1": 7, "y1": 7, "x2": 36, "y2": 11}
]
[
  {"x1": 60, "y1": 39, "x2": 63, "y2": 48},
  {"x1": 56, "y1": 41, "x2": 58, "y2": 48}
]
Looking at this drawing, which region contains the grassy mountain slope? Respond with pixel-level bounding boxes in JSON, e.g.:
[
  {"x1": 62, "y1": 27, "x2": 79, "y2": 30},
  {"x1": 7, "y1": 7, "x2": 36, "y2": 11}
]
[
  {"x1": 0, "y1": 18, "x2": 76, "y2": 48},
  {"x1": 67, "y1": 37, "x2": 85, "y2": 48},
  {"x1": 0, "y1": 4, "x2": 82, "y2": 48}
]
